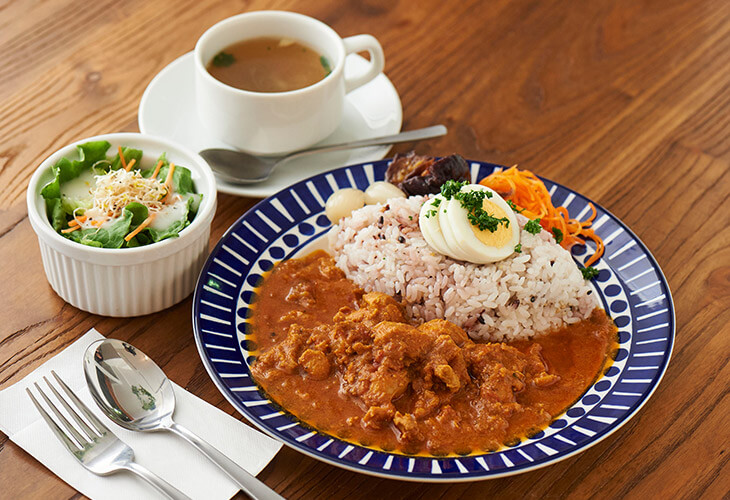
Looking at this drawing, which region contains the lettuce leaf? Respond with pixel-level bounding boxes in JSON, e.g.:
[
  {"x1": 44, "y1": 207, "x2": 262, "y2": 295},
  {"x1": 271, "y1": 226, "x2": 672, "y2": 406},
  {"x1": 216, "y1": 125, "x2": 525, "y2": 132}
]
[
  {"x1": 111, "y1": 146, "x2": 143, "y2": 170},
  {"x1": 156, "y1": 164, "x2": 195, "y2": 195},
  {"x1": 41, "y1": 141, "x2": 111, "y2": 202},
  {"x1": 141, "y1": 152, "x2": 168, "y2": 178},
  {"x1": 40, "y1": 157, "x2": 71, "y2": 200},
  {"x1": 144, "y1": 197, "x2": 193, "y2": 242},
  {"x1": 145, "y1": 222, "x2": 187, "y2": 243},
  {"x1": 61, "y1": 194, "x2": 93, "y2": 215},
  {"x1": 46, "y1": 198, "x2": 67, "y2": 232},
  {"x1": 141, "y1": 153, "x2": 195, "y2": 195},
  {"x1": 66, "y1": 207, "x2": 134, "y2": 249},
  {"x1": 187, "y1": 193, "x2": 203, "y2": 216},
  {"x1": 124, "y1": 202, "x2": 149, "y2": 226}
]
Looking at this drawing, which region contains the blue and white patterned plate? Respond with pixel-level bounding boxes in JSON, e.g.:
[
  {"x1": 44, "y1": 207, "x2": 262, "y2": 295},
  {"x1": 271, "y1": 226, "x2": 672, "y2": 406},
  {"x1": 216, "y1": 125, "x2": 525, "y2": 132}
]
[{"x1": 192, "y1": 160, "x2": 674, "y2": 481}]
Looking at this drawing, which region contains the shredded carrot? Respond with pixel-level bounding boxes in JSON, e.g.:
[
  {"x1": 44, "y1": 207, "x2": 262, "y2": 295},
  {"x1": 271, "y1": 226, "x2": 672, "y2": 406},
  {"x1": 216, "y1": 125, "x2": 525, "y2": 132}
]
[
  {"x1": 479, "y1": 166, "x2": 605, "y2": 267},
  {"x1": 150, "y1": 160, "x2": 164, "y2": 179},
  {"x1": 118, "y1": 146, "x2": 127, "y2": 170},
  {"x1": 90, "y1": 219, "x2": 106, "y2": 227},
  {"x1": 61, "y1": 226, "x2": 79, "y2": 234},
  {"x1": 162, "y1": 162, "x2": 176, "y2": 203},
  {"x1": 124, "y1": 213, "x2": 155, "y2": 242},
  {"x1": 164, "y1": 162, "x2": 176, "y2": 186},
  {"x1": 124, "y1": 158, "x2": 136, "y2": 172},
  {"x1": 68, "y1": 214, "x2": 88, "y2": 228}
]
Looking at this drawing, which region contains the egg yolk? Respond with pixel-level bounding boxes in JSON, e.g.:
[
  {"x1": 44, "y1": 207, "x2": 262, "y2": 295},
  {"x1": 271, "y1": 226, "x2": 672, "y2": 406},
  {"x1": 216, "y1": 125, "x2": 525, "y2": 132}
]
[{"x1": 471, "y1": 199, "x2": 512, "y2": 248}]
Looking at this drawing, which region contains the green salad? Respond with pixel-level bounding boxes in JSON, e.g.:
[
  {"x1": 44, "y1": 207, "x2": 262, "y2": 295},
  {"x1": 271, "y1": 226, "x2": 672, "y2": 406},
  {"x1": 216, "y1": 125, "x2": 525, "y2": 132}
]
[{"x1": 40, "y1": 141, "x2": 202, "y2": 248}]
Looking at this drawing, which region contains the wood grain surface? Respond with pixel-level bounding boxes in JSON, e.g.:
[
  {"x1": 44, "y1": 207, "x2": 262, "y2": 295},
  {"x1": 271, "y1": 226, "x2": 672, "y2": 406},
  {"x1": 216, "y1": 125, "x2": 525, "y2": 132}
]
[{"x1": 1, "y1": 0, "x2": 728, "y2": 498}]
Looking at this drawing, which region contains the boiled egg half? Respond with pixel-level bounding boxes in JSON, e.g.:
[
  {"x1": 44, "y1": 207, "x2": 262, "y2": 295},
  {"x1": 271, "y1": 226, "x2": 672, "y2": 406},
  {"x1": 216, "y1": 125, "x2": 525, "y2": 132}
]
[{"x1": 419, "y1": 184, "x2": 520, "y2": 263}]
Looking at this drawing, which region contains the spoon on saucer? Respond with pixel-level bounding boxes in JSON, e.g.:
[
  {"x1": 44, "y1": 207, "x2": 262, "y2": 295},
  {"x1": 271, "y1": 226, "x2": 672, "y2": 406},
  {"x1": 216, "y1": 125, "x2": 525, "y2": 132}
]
[
  {"x1": 199, "y1": 124, "x2": 447, "y2": 185},
  {"x1": 83, "y1": 339, "x2": 282, "y2": 500}
]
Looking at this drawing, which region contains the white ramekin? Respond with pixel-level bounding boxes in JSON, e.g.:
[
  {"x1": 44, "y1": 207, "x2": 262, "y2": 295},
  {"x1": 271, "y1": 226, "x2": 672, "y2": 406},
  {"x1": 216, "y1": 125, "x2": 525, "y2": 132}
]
[{"x1": 27, "y1": 133, "x2": 217, "y2": 317}]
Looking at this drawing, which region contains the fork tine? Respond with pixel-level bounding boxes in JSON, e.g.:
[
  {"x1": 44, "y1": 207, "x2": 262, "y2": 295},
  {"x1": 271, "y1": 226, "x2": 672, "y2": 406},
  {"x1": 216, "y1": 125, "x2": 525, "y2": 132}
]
[
  {"x1": 26, "y1": 387, "x2": 82, "y2": 454},
  {"x1": 34, "y1": 381, "x2": 89, "y2": 447},
  {"x1": 51, "y1": 370, "x2": 111, "y2": 436},
  {"x1": 44, "y1": 375, "x2": 101, "y2": 440}
]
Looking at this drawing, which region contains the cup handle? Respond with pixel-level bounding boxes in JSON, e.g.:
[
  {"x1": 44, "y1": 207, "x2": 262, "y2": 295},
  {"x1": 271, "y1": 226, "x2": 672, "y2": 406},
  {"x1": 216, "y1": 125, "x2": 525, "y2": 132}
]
[{"x1": 342, "y1": 35, "x2": 385, "y2": 93}]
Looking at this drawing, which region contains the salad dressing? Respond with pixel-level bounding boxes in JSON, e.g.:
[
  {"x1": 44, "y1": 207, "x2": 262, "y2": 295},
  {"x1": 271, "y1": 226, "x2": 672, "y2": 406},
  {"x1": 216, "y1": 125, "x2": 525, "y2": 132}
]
[
  {"x1": 150, "y1": 196, "x2": 189, "y2": 231},
  {"x1": 60, "y1": 170, "x2": 95, "y2": 205}
]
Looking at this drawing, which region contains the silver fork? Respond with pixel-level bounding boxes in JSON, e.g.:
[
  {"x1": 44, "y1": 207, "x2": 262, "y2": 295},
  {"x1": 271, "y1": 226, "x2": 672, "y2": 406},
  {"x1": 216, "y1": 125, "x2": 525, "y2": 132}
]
[{"x1": 26, "y1": 370, "x2": 190, "y2": 500}]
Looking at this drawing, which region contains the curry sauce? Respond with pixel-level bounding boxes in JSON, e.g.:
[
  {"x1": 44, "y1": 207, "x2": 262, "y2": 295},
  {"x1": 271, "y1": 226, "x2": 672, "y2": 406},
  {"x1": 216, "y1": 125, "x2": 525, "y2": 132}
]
[{"x1": 250, "y1": 251, "x2": 617, "y2": 455}]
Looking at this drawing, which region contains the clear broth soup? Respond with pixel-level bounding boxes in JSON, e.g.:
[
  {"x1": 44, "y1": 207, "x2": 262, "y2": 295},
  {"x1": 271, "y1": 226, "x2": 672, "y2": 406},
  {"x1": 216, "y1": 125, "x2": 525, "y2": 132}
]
[{"x1": 206, "y1": 37, "x2": 331, "y2": 93}]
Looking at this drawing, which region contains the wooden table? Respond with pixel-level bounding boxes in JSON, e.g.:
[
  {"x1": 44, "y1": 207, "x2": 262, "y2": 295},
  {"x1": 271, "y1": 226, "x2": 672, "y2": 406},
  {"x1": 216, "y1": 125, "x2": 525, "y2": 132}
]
[{"x1": 1, "y1": 0, "x2": 728, "y2": 498}]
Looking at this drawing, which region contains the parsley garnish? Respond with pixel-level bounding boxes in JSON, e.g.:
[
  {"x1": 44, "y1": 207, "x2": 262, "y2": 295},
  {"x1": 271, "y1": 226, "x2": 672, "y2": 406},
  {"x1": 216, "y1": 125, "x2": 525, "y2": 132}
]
[
  {"x1": 320, "y1": 56, "x2": 332, "y2": 75},
  {"x1": 552, "y1": 227, "x2": 563, "y2": 244},
  {"x1": 506, "y1": 200, "x2": 525, "y2": 213},
  {"x1": 438, "y1": 181, "x2": 509, "y2": 232},
  {"x1": 581, "y1": 266, "x2": 599, "y2": 280},
  {"x1": 524, "y1": 218, "x2": 542, "y2": 234},
  {"x1": 514, "y1": 243, "x2": 522, "y2": 253},
  {"x1": 424, "y1": 197, "x2": 443, "y2": 218},
  {"x1": 440, "y1": 180, "x2": 469, "y2": 198},
  {"x1": 467, "y1": 209, "x2": 509, "y2": 232},
  {"x1": 212, "y1": 51, "x2": 236, "y2": 67}
]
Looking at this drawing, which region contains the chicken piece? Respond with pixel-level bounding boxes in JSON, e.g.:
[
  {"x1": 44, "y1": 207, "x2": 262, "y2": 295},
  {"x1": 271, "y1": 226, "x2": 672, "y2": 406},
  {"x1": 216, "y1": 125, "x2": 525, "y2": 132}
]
[
  {"x1": 532, "y1": 371, "x2": 560, "y2": 387},
  {"x1": 339, "y1": 356, "x2": 377, "y2": 400},
  {"x1": 418, "y1": 319, "x2": 471, "y2": 347},
  {"x1": 255, "y1": 325, "x2": 308, "y2": 375},
  {"x1": 419, "y1": 332, "x2": 470, "y2": 392},
  {"x1": 434, "y1": 364, "x2": 461, "y2": 391},
  {"x1": 318, "y1": 256, "x2": 346, "y2": 280},
  {"x1": 285, "y1": 282, "x2": 315, "y2": 308},
  {"x1": 360, "y1": 365, "x2": 411, "y2": 407},
  {"x1": 412, "y1": 389, "x2": 440, "y2": 419},
  {"x1": 305, "y1": 324, "x2": 333, "y2": 352},
  {"x1": 372, "y1": 321, "x2": 430, "y2": 362},
  {"x1": 522, "y1": 344, "x2": 560, "y2": 387},
  {"x1": 327, "y1": 320, "x2": 372, "y2": 363},
  {"x1": 298, "y1": 349, "x2": 330, "y2": 380},
  {"x1": 393, "y1": 411, "x2": 424, "y2": 450},
  {"x1": 362, "y1": 404, "x2": 395, "y2": 430},
  {"x1": 435, "y1": 405, "x2": 462, "y2": 429},
  {"x1": 467, "y1": 343, "x2": 529, "y2": 402},
  {"x1": 334, "y1": 292, "x2": 406, "y2": 327},
  {"x1": 393, "y1": 411, "x2": 417, "y2": 432},
  {"x1": 278, "y1": 310, "x2": 314, "y2": 324}
]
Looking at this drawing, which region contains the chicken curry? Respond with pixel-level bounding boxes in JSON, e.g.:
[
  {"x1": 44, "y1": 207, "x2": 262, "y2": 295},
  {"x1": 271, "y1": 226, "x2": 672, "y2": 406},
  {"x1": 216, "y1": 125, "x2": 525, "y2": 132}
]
[{"x1": 250, "y1": 251, "x2": 617, "y2": 455}]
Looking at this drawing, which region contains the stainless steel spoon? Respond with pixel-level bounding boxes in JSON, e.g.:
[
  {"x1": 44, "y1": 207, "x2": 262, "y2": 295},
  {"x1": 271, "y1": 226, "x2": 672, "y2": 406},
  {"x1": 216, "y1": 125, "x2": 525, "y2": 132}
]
[
  {"x1": 83, "y1": 339, "x2": 282, "y2": 500},
  {"x1": 199, "y1": 124, "x2": 447, "y2": 184}
]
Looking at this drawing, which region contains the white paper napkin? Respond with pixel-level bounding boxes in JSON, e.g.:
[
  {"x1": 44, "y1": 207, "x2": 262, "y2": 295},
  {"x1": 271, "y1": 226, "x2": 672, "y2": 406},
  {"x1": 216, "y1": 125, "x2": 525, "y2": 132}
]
[{"x1": 0, "y1": 329, "x2": 282, "y2": 500}]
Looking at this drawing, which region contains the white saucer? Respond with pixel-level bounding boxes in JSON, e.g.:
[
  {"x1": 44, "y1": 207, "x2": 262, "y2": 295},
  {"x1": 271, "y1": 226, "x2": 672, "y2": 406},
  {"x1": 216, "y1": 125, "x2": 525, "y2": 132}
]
[{"x1": 138, "y1": 52, "x2": 402, "y2": 198}]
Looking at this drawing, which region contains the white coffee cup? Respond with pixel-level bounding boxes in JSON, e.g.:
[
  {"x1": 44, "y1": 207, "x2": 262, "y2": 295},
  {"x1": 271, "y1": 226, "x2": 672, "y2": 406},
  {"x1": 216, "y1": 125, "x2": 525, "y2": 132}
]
[{"x1": 194, "y1": 11, "x2": 385, "y2": 155}]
